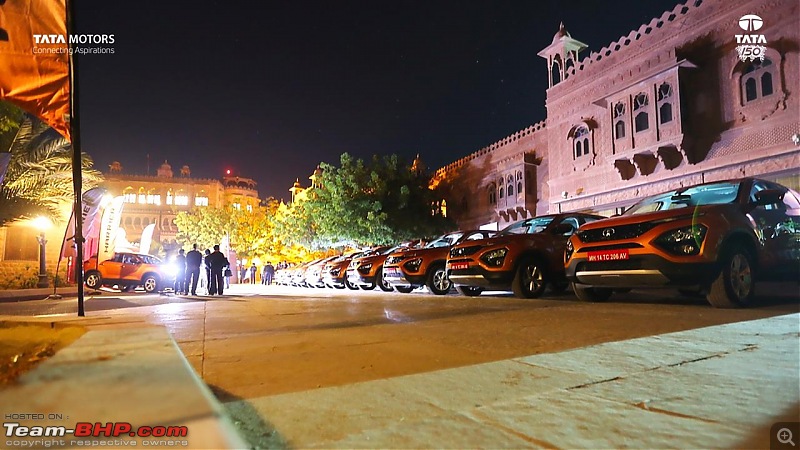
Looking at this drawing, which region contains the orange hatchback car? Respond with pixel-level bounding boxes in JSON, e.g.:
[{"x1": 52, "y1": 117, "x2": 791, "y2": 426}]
[
  {"x1": 565, "y1": 178, "x2": 800, "y2": 308},
  {"x1": 83, "y1": 252, "x2": 174, "y2": 293}
]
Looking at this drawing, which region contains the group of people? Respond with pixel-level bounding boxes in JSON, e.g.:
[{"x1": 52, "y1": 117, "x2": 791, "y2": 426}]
[
  {"x1": 172, "y1": 244, "x2": 230, "y2": 296},
  {"x1": 171, "y1": 244, "x2": 279, "y2": 295}
]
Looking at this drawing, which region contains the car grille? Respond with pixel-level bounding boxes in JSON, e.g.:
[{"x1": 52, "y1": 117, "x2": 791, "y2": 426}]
[
  {"x1": 450, "y1": 245, "x2": 482, "y2": 258},
  {"x1": 578, "y1": 222, "x2": 657, "y2": 243},
  {"x1": 576, "y1": 243, "x2": 643, "y2": 253},
  {"x1": 385, "y1": 255, "x2": 405, "y2": 265},
  {"x1": 576, "y1": 260, "x2": 643, "y2": 271}
]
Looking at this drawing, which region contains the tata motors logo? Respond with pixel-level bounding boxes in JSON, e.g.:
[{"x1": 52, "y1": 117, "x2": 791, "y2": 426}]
[{"x1": 735, "y1": 14, "x2": 766, "y2": 62}]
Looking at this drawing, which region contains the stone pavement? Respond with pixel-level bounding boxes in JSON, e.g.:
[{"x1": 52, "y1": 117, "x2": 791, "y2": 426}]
[
  {"x1": 226, "y1": 313, "x2": 800, "y2": 449},
  {"x1": 1, "y1": 286, "x2": 798, "y2": 449}
]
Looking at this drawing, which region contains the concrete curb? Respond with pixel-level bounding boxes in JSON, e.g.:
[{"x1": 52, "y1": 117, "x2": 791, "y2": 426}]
[{"x1": 1, "y1": 325, "x2": 248, "y2": 449}]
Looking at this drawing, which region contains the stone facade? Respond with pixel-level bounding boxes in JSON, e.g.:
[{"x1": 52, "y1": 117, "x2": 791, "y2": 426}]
[
  {"x1": 100, "y1": 161, "x2": 260, "y2": 248},
  {"x1": 434, "y1": 0, "x2": 800, "y2": 229}
]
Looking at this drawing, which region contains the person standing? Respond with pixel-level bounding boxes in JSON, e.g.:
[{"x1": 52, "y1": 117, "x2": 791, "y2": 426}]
[
  {"x1": 173, "y1": 249, "x2": 187, "y2": 294},
  {"x1": 249, "y1": 263, "x2": 257, "y2": 284},
  {"x1": 206, "y1": 244, "x2": 229, "y2": 295},
  {"x1": 185, "y1": 244, "x2": 203, "y2": 295},
  {"x1": 203, "y1": 249, "x2": 212, "y2": 295},
  {"x1": 263, "y1": 261, "x2": 275, "y2": 285}
]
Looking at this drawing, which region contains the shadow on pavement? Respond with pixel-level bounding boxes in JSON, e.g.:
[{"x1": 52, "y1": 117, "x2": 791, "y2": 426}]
[{"x1": 209, "y1": 384, "x2": 287, "y2": 449}]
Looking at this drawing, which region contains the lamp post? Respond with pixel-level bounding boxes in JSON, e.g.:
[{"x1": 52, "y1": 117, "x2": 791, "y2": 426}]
[{"x1": 33, "y1": 217, "x2": 52, "y2": 289}]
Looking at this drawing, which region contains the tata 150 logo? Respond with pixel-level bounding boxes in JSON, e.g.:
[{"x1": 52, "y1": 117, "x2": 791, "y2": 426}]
[{"x1": 735, "y1": 14, "x2": 767, "y2": 62}]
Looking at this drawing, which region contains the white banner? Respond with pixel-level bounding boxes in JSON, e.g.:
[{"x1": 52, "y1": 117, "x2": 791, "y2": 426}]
[
  {"x1": 97, "y1": 196, "x2": 125, "y2": 263},
  {"x1": 139, "y1": 223, "x2": 156, "y2": 255},
  {"x1": 61, "y1": 187, "x2": 107, "y2": 260}
]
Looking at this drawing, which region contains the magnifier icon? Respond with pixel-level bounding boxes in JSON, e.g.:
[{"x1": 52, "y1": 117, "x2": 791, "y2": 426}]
[{"x1": 778, "y1": 428, "x2": 795, "y2": 446}]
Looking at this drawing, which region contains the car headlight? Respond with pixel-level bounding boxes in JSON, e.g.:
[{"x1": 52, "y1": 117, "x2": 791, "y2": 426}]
[
  {"x1": 654, "y1": 224, "x2": 707, "y2": 256},
  {"x1": 404, "y1": 258, "x2": 423, "y2": 272},
  {"x1": 330, "y1": 268, "x2": 341, "y2": 277},
  {"x1": 163, "y1": 264, "x2": 179, "y2": 277},
  {"x1": 358, "y1": 263, "x2": 372, "y2": 273},
  {"x1": 480, "y1": 248, "x2": 508, "y2": 267},
  {"x1": 565, "y1": 239, "x2": 574, "y2": 262}
]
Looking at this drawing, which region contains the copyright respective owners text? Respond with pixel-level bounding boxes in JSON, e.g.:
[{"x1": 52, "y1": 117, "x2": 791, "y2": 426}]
[
  {"x1": 4, "y1": 412, "x2": 190, "y2": 448},
  {"x1": 772, "y1": 422, "x2": 799, "y2": 450}
]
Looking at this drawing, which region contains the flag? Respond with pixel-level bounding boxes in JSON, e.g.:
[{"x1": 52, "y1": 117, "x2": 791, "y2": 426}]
[
  {"x1": 139, "y1": 223, "x2": 155, "y2": 255},
  {"x1": 97, "y1": 195, "x2": 124, "y2": 263},
  {"x1": 61, "y1": 187, "x2": 106, "y2": 260},
  {"x1": 0, "y1": 0, "x2": 70, "y2": 140}
]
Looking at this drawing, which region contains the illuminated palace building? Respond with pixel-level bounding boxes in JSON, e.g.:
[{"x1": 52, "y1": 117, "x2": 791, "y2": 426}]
[
  {"x1": 101, "y1": 161, "x2": 261, "y2": 248},
  {"x1": 433, "y1": 0, "x2": 799, "y2": 230}
]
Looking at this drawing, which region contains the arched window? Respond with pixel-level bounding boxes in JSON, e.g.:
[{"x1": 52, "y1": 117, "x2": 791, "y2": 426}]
[
  {"x1": 175, "y1": 190, "x2": 189, "y2": 206},
  {"x1": 147, "y1": 188, "x2": 160, "y2": 205},
  {"x1": 166, "y1": 190, "x2": 174, "y2": 205},
  {"x1": 123, "y1": 187, "x2": 136, "y2": 203},
  {"x1": 613, "y1": 102, "x2": 626, "y2": 139},
  {"x1": 488, "y1": 183, "x2": 497, "y2": 205},
  {"x1": 634, "y1": 93, "x2": 649, "y2": 132},
  {"x1": 657, "y1": 83, "x2": 673, "y2": 124},
  {"x1": 741, "y1": 59, "x2": 775, "y2": 103},
  {"x1": 573, "y1": 125, "x2": 590, "y2": 158},
  {"x1": 551, "y1": 56, "x2": 562, "y2": 85},
  {"x1": 137, "y1": 187, "x2": 146, "y2": 204},
  {"x1": 516, "y1": 171, "x2": 523, "y2": 195},
  {"x1": 195, "y1": 191, "x2": 209, "y2": 207},
  {"x1": 499, "y1": 186, "x2": 504, "y2": 199},
  {"x1": 564, "y1": 57, "x2": 574, "y2": 79}
]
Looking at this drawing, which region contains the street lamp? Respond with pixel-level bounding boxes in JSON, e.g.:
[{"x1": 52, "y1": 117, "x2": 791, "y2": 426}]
[{"x1": 33, "y1": 217, "x2": 52, "y2": 289}]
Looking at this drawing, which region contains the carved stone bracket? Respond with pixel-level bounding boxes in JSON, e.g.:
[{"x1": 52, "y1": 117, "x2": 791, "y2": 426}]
[
  {"x1": 632, "y1": 152, "x2": 658, "y2": 176},
  {"x1": 657, "y1": 145, "x2": 684, "y2": 170},
  {"x1": 614, "y1": 159, "x2": 636, "y2": 180}
]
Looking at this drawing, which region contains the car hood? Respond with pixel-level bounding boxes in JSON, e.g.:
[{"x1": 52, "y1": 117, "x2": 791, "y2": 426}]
[{"x1": 580, "y1": 204, "x2": 730, "y2": 230}]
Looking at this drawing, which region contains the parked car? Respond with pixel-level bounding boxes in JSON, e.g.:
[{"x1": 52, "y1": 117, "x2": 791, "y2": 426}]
[
  {"x1": 322, "y1": 251, "x2": 369, "y2": 289},
  {"x1": 346, "y1": 245, "x2": 409, "y2": 291},
  {"x1": 382, "y1": 230, "x2": 495, "y2": 295},
  {"x1": 304, "y1": 256, "x2": 338, "y2": 288},
  {"x1": 565, "y1": 178, "x2": 800, "y2": 308},
  {"x1": 83, "y1": 252, "x2": 174, "y2": 293},
  {"x1": 447, "y1": 213, "x2": 605, "y2": 298}
]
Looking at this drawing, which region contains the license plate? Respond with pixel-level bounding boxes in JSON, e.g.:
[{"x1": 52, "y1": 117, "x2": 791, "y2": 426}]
[
  {"x1": 384, "y1": 267, "x2": 400, "y2": 277},
  {"x1": 587, "y1": 249, "x2": 630, "y2": 262},
  {"x1": 450, "y1": 262, "x2": 469, "y2": 270}
]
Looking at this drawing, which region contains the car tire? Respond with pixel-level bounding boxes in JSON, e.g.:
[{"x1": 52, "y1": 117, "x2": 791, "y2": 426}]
[
  {"x1": 377, "y1": 269, "x2": 393, "y2": 292},
  {"x1": 511, "y1": 257, "x2": 547, "y2": 299},
  {"x1": 142, "y1": 275, "x2": 160, "y2": 293},
  {"x1": 360, "y1": 283, "x2": 376, "y2": 291},
  {"x1": 456, "y1": 286, "x2": 483, "y2": 297},
  {"x1": 85, "y1": 271, "x2": 102, "y2": 290},
  {"x1": 706, "y1": 245, "x2": 755, "y2": 308},
  {"x1": 572, "y1": 283, "x2": 613, "y2": 302},
  {"x1": 344, "y1": 277, "x2": 359, "y2": 290},
  {"x1": 427, "y1": 264, "x2": 451, "y2": 295},
  {"x1": 395, "y1": 286, "x2": 414, "y2": 294}
]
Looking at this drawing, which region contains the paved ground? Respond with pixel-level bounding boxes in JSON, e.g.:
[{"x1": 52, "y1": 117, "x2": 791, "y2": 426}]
[{"x1": 1, "y1": 283, "x2": 798, "y2": 448}]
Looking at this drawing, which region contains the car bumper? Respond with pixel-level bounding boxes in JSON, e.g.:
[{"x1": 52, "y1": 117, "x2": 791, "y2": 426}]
[
  {"x1": 382, "y1": 268, "x2": 423, "y2": 287},
  {"x1": 346, "y1": 269, "x2": 374, "y2": 286},
  {"x1": 447, "y1": 266, "x2": 513, "y2": 288},
  {"x1": 566, "y1": 254, "x2": 717, "y2": 288}
]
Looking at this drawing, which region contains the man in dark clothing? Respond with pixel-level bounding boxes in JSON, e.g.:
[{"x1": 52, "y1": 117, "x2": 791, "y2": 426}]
[
  {"x1": 173, "y1": 249, "x2": 187, "y2": 294},
  {"x1": 249, "y1": 263, "x2": 257, "y2": 284},
  {"x1": 263, "y1": 262, "x2": 275, "y2": 285},
  {"x1": 185, "y1": 244, "x2": 203, "y2": 295},
  {"x1": 203, "y1": 249, "x2": 212, "y2": 294},
  {"x1": 206, "y1": 244, "x2": 229, "y2": 295}
]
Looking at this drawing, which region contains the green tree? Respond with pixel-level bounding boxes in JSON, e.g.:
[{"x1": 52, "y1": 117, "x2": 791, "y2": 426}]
[
  {"x1": 0, "y1": 115, "x2": 102, "y2": 226},
  {"x1": 283, "y1": 153, "x2": 454, "y2": 248},
  {"x1": 0, "y1": 101, "x2": 25, "y2": 150},
  {"x1": 174, "y1": 206, "x2": 233, "y2": 251}
]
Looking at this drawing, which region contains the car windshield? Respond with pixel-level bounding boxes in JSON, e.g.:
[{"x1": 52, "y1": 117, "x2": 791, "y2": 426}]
[
  {"x1": 498, "y1": 217, "x2": 555, "y2": 235},
  {"x1": 425, "y1": 232, "x2": 463, "y2": 248},
  {"x1": 624, "y1": 181, "x2": 741, "y2": 215}
]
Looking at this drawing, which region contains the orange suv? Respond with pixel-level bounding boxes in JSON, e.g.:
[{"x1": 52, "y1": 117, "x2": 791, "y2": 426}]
[
  {"x1": 83, "y1": 252, "x2": 174, "y2": 293},
  {"x1": 565, "y1": 178, "x2": 800, "y2": 308},
  {"x1": 447, "y1": 213, "x2": 604, "y2": 298},
  {"x1": 382, "y1": 230, "x2": 495, "y2": 294}
]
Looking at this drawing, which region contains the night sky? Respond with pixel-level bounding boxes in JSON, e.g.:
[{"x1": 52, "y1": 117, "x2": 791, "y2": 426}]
[{"x1": 73, "y1": 0, "x2": 681, "y2": 201}]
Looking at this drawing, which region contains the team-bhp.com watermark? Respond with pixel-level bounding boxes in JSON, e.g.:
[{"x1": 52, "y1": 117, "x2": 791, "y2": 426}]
[
  {"x1": 4, "y1": 421, "x2": 188, "y2": 447},
  {"x1": 32, "y1": 34, "x2": 115, "y2": 55}
]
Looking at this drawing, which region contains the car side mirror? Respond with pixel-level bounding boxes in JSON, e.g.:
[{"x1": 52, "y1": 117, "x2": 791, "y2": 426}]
[
  {"x1": 552, "y1": 223, "x2": 576, "y2": 235},
  {"x1": 754, "y1": 189, "x2": 784, "y2": 206}
]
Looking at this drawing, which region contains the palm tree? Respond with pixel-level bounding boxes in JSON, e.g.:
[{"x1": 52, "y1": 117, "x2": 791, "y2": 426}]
[{"x1": 0, "y1": 115, "x2": 102, "y2": 226}]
